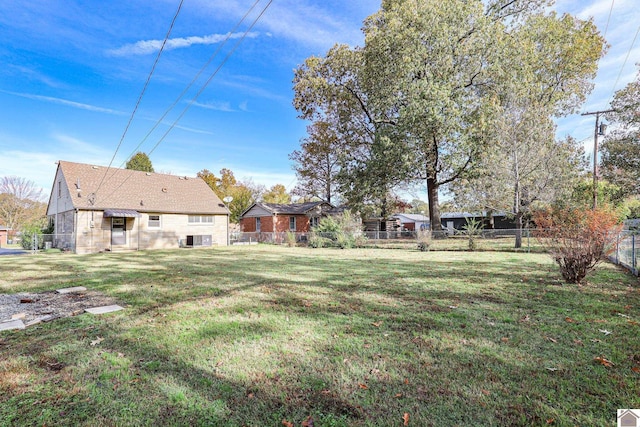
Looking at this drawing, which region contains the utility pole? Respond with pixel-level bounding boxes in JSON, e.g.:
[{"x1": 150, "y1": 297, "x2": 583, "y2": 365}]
[{"x1": 581, "y1": 109, "x2": 614, "y2": 209}]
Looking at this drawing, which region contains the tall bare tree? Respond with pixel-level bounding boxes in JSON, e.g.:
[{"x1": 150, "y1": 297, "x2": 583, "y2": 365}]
[{"x1": 0, "y1": 176, "x2": 46, "y2": 231}]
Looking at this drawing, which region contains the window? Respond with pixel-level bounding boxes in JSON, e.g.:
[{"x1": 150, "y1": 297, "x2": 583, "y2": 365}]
[
  {"x1": 256, "y1": 217, "x2": 261, "y2": 232},
  {"x1": 310, "y1": 217, "x2": 319, "y2": 228},
  {"x1": 289, "y1": 216, "x2": 296, "y2": 231},
  {"x1": 188, "y1": 215, "x2": 214, "y2": 224},
  {"x1": 148, "y1": 215, "x2": 161, "y2": 228},
  {"x1": 58, "y1": 181, "x2": 62, "y2": 198}
]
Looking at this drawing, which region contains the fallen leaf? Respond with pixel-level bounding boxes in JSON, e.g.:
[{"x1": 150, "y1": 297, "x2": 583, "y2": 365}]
[
  {"x1": 546, "y1": 418, "x2": 555, "y2": 424},
  {"x1": 215, "y1": 361, "x2": 224, "y2": 367},
  {"x1": 404, "y1": 378, "x2": 409, "y2": 385},
  {"x1": 617, "y1": 313, "x2": 630, "y2": 318},
  {"x1": 372, "y1": 321, "x2": 383, "y2": 327},
  {"x1": 481, "y1": 389, "x2": 490, "y2": 396},
  {"x1": 573, "y1": 339, "x2": 583, "y2": 346},
  {"x1": 403, "y1": 412, "x2": 410, "y2": 425},
  {"x1": 594, "y1": 356, "x2": 614, "y2": 367},
  {"x1": 448, "y1": 305, "x2": 458, "y2": 309},
  {"x1": 501, "y1": 337, "x2": 509, "y2": 343},
  {"x1": 565, "y1": 317, "x2": 575, "y2": 323},
  {"x1": 117, "y1": 352, "x2": 124, "y2": 358},
  {"x1": 281, "y1": 420, "x2": 293, "y2": 427},
  {"x1": 590, "y1": 339, "x2": 602, "y2": 343},
  {"x1": 321, "y1": 389, "x2": 331, "y2": 395},
  {"x1": 358, "y1": 384, "x2": 368, "y2": 390},
  {"x1": 395, "y1": 393, "x2": 403, "y2": 398},
  {"x1": 545, "y1": 367, "x2": 558, "y2": 371},
  {"x1": 302, "y1": 416, "x2": 314, "y2": 427},
  {"x1": 631, "y1": 366, "x2": 640, "y2": 373},
  {"x1": 247, "y1": 392, "x2": 254, "y2": 399},
  {"x1": 599, "y1": 329, "x2": 612, "y2": 336},
  {"x1": 546, "y1": 337, "x2": 557, "y2": 343},
  {"x1": 90, "y1": 337, "x2": 104, "y2": 346}
]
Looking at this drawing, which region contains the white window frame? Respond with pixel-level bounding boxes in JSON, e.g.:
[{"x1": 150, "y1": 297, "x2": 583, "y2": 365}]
[
  {"x1": 289, "y1": 216, "x2": 296, "y2": 231},
  {"x1": 256, "y1": 217, "x2": 261, "y2": 232},
  {"x1": 148, "y1": 214, "x2": 161, "y2": 229},
  {"x1": 188, "y1": 215, "x2": 214, "y2": 225}
]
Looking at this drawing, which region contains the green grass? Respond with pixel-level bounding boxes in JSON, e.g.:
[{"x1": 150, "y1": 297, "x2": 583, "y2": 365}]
[{"x1": 1, "y1": 246, "x2": 639, "y2": 426}]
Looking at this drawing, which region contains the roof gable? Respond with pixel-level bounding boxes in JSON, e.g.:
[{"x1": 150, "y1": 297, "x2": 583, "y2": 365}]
[
  {"x1": 50, "y1": 161, "x2": 228, "y2": 214},
  {"x1": 240, "y1": 201, "x2": 334, "y2": 218}
]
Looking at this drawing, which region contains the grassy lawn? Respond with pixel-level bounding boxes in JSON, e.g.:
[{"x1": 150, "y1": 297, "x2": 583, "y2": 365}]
[{"x1": 1, "y1": 246, "x2": 639, "y2": 426}]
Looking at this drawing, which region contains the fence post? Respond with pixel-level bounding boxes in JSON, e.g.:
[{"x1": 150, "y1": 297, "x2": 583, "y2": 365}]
[
  {"x1": 526, "y1": 229, "x2": 530, "y2": 253},
  {"x1": 633, "y1": 234, "x2": 637, "y2": 274}
]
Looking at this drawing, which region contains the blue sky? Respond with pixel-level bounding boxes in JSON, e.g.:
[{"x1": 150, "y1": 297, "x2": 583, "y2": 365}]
[{"x1": 0, "y1": 0, "x2": 638, "y2": 200}]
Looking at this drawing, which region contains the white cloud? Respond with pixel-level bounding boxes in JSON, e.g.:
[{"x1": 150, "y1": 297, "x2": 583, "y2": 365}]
[
  {"x1": 192, "y1": 100, "x2": 236, "y2": 112},
  {"x1": 108, "y1": 32, "x2": 259, "y2": 56},
  {"x1": 0, "y1": 90, "x2": 125, "y2": 115}
]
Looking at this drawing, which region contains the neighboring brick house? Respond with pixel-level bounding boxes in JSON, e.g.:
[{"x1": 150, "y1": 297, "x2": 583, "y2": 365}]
[
  {"x1": 46, "y1": 161, "x2": 230, "y2": 254},
  {"x1": 239, "y1": 201, "x2": 334, "y2": 233}
]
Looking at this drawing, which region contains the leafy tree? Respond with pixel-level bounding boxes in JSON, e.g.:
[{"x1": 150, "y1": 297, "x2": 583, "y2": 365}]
[
  {"x1": 450, "y1": 10, "x2": 604, "y2": 247},
  {"x1": 0, "y1": 176, "x2": 46, "y2": 232},
  {"x1": 290, "y1": 121, "x2": 341, "y2": 203},
  {"x1": 125, "y1": 152, "x2": 154, "y2": 172},
  {"x1": 262, "y1": 184, "x2": 291, "y2": 204},
  {"x1": 293, "y1": 44, "x2": 406, "y2": 220},
  {"x1": 197, "y1": 168, "x2": 262, "y2": 223},
  {"x1": 408, "y1": 199, "x2": 429, "y2": 215},
  {"x1": 601, "y1": 67, "x2": 640, "y2": 196}
]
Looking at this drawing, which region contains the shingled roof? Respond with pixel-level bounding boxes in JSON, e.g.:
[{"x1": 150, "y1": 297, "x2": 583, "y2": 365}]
[
  {"x1": 53, "y1": 161, "x2": 228, "y2": 215},
  {"x1": 244, "y1": 201, "x2": 331, "y2": 216}
]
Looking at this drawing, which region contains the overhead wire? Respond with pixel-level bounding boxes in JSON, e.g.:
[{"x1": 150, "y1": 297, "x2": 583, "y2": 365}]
[
  {"x1": 116, "y1": 0, "x2": 263, "y2": 169},
  {"x1": 607, "y1": 23, "x2": 640, "y2": 103},
  {"x1": 94, "y1": 0, "x2": 185, "y2": 199},
  {"x1": 100, "y1": 0, "x2": 273, "y2": 202},
  {"x1": 146, "y1": 0, "x2": 273, "y2": 158}
]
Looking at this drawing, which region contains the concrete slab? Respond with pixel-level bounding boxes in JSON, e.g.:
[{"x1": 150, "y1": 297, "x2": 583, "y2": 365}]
[
  {"x1": 85, "y1": 305, "x2": 124, "y2": 315},
  {"x1": 56, "y1": 286, "x2": 88, "y2": 294},
  {"x1": 0, "y1": 319, "x2": 25, "y2": 331}
]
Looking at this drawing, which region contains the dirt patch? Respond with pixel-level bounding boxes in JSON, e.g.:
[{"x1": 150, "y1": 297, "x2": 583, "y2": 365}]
[{"x1": 0, "y1": 290, "x2": 121, "y2": 326}]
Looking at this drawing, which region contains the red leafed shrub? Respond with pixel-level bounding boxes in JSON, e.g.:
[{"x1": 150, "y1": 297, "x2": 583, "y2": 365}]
[{"x1": 533, "y1": 206, "x2": 622, "y2": 284}]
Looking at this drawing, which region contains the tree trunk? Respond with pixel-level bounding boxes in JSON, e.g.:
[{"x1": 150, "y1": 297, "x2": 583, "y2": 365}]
[
  {"x1": 427, "y1": 177, "x2": 442, "y2": 235},
  {"x1": 513, "y1": 146, "x2": 522, "y2": 249},
  {"x1": 515, "y1": 211, "x2": 523, "y2": 249}
]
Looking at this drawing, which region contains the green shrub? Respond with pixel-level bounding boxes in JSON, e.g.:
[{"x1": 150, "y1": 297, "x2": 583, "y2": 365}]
[
  {"x1": 19, "y1": 225, "x2": 44, "y2": 250},
  {"x1": 307, "y1": 211, "x2": 364, "y2": 249}
]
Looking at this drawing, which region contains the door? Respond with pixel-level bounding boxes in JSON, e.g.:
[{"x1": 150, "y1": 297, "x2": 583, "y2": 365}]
[{"x1": 111, "y1": 217, "x2": 126, "y2": 245}]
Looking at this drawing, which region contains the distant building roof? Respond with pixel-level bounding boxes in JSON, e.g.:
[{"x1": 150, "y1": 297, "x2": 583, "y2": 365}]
[
  {"x1": 50, "y1": 161, "x2": 228, "y2": 215},
  {"x1": 242, "y1": 201, "x2": 332, "y2": 217},
  {"x1": 441, "y1": 211, "x2": 509, "y2": 219},
  {"x1": 392, "y1": 213, "x2": 430, "y2": 222}
]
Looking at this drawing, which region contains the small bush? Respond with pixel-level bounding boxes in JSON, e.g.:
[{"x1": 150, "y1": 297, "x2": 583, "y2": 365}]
[
  {"x1": 534, "y1": 206, "x2": 622, "y2": 284},
  {"x1": 285, "y1": 231, "x2": 297, "y2": 247},
  {"x1": 308, "y1": 233, "x2": 331, "y2": 248},
  {"x1": 307, "y1": 211, "x2": 364, "y2": 249},
  {"x1": 417, "y1": 229, "x2": 432, "y2": 252},
  {"x1": 463, "y1": 218, "x2": 483, "y2": 251},
  {"x1": 19, "y1": 229, "x2": 44, "y2": 250}
]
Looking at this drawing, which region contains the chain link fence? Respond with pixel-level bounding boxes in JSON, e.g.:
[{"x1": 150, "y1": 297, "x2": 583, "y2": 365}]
[
  {"x1": 609, "y1": 231, "x2": 640, "y2": 275},
  {"x1": 231, "y1": 229, "x2": 545, "y2": 252}
]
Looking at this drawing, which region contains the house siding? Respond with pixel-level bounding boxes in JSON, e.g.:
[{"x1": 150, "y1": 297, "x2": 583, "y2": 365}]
[
  {"x1": 72, "y1": 211, "x2": 228, "y2": 254},
  {"x1": 241, "y1": 214, "x2": 310, "y2": 233}
]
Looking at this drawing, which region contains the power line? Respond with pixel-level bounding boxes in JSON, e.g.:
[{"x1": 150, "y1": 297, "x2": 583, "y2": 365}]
[
  {"x1": 100, "y1": 0, "x2": 273, "y2": 203},
  {"x1": 602, "y1": 0, "x2": 614, "y2": 40},
  {"x1": 117, "y1": 0, "x2": 263, "y2": 169},
  {"x1": 94, "y1": 0, "x2": 185, "y2": 197},
  {"x1": 147, "y1": 0, "x2": 273, "y2": 157},
  {"x1": 608, "y1": 23, "x2": 640, "y2": 103}
]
